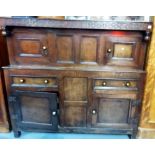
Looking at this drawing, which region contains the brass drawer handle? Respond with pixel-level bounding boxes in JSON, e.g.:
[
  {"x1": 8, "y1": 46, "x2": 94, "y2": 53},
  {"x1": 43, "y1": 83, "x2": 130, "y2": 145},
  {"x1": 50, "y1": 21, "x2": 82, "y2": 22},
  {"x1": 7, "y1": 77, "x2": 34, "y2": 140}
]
[
  {"x1": 124, "y1": 81, "x2": 131, "y2": 87},
  {"x1": 19, "y1": 79, "x2": 25, "y2": 83},
  {"x1": 102, "y1": 81, "x2": 107, "y2": 86},
  {"x1": 44, "y1": 79, "x2": 49, "y2": 84}
]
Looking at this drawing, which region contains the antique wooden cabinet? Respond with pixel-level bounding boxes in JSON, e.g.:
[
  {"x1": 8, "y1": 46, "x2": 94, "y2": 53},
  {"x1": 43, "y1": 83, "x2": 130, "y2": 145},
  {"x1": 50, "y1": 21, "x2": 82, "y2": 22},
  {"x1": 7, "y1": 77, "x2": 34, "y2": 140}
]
[
  {"x1": 0, "y1": 17, "x2": 152, "y2": 138},
  {"x1": 0, "y1": 29, "x2": 9, "y2": 132}
]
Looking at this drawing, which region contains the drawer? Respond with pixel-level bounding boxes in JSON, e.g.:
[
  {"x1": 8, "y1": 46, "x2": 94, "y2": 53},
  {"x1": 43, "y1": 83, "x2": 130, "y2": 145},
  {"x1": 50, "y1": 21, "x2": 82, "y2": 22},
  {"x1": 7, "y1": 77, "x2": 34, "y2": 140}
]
[
  {"x1": 93, "y1": 78, "x2": 139, "y2": 99},
  {"x1": 11, "y1": 76, "x2": 58, "y2": 88},
  {"x1": 94, "y1": 78, "x2": 138, "y2": 90}
]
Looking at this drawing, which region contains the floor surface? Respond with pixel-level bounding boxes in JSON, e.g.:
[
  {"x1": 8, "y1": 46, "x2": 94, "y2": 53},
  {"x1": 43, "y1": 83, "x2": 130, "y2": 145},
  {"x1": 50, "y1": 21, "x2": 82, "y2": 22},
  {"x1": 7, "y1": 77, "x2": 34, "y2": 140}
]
[{"x1": 0, "y1": 131, "x2": 129, "y2": 139}]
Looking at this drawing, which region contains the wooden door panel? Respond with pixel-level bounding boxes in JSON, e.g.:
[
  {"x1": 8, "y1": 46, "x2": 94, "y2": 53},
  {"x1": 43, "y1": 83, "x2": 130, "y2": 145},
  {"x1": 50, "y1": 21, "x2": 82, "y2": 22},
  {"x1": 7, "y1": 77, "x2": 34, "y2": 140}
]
[
  {"x1": 20, "y1": 96, "x2": 51, "y2": 124},
  {"x1": 19, "y1": 40, "x2": 41, "y2": 55},
  {"x1": 92, "y1": 97, "x2": 131, "y2": 128},
  {"x1": 80, "y1": 36, "x2": 98, "y2": 64},
  {"x1": 98, "y1": 98, "x2": 130, "y2": 123},
  {"x1": 56, "y1": 35, "x2": 74, "y2": 63},
  {"x1": 114, "y1": 44, "x2": 133, "y2": 58},
  {"x1": 63, "y1": 77, "x2": 88, "y2": 127},
  {"x1": 64, "y1": 77, "x2": 87, "y2": 101},
  {"x1": 10, "y1": 28, "x2": 51, "y2": 65},
  {"x1": 11, "y1": 91, "x2": 58, "y2": 131},
  {"x1": 64, "y1": 106, "x2": 86, "y2": 127},
  {"x1": 105, "y1": 32, "x2": 145, "y2": 68}
]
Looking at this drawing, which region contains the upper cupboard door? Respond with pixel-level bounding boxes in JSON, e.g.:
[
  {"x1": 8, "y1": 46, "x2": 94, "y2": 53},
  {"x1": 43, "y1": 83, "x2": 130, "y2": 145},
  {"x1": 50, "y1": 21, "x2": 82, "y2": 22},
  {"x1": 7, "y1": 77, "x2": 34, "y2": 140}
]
[
  {"x1": 105, "y1": 32, "x2": 146, "y2": 69},
  {"x1": 9, "y1": 28, "x2": 52, "y2": 65}
]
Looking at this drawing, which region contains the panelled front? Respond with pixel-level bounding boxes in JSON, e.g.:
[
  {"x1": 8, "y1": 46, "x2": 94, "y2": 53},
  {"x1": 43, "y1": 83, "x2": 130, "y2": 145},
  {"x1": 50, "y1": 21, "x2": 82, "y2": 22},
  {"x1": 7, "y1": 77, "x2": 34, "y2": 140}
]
[
  {"x1": 91, "y1": 97, "x2": 138, "y2": 129},
  {"x1": 91, "y1": 75, "x2": 143, "y2": 131},
  {"x1": 105, "y1": 33, "x2": 145, "y2": 68},
  {"x1": 63, "y1": 77, "x2": 88, "y2": 127},
  {"x1": 4, "y1": 69, "x2": 144, "y2": 132},
  {"x1": 9, "y1": 28, "x2": 52, "y2": 65},
  {"x1": 9, "y1": 91, "x2": 58, "y2": 131},
  {"x1": 7, "y1": 28, "x2": 146, "y2": 69},
  {"x1": 2, "y1": 19, "x2": 150, "y2": 138}
]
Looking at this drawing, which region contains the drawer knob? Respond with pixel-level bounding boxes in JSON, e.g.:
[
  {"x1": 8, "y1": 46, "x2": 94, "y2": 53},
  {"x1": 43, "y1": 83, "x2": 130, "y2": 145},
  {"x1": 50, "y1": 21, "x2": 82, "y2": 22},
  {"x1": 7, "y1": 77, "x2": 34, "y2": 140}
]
[
  {"x1": 52, "y1": 111, "x2": 57, "y2": 116},
  {"x1": 19, "y1": 79, "x2": 24, "y2": 83},
  {"x1": 92, "y1": 110, "x2": 96, "y2": 115},
  {"x1": 44, "y1": 80, "x2": 49, "y2": 84},
  {"x1": 125, "y1": 82, "x2": 131, "y2": 87},
  {"x1": 102, "y1": 81, "x2": 107, "y2": 86},
  {"x1": 107, "y1": 48, "x2": 112, "y2": 53}
]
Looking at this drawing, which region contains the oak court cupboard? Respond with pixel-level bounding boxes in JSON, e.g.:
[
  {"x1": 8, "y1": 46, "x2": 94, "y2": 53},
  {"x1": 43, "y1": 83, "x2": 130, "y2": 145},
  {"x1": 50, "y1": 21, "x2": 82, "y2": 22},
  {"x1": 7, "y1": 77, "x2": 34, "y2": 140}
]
[{"x1": 0, "y1": 17, "x2": 152, "y2": 138}]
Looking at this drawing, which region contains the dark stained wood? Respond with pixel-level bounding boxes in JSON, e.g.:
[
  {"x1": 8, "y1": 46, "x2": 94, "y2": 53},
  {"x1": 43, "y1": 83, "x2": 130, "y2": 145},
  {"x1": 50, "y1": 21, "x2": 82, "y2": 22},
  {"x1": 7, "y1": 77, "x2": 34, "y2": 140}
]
[
  {"x1": 5, "y1": 27, "x2": 148, "y2": 69},
  {"x1": 56, "y1": 35, "x2": 74, "y2": 63},
  {"x1": 0, "y1": 30, "x2": 9, "y2": 132},
  {"x1": 91, "y1": 98, "x2": 130, "y2": 126},
  {"x1": 0, "y1": 17, "x2": 152, "y2": 31},
  {"x1": 8, "y1": 91, "x2": 58, "y2": 137},
  {"x1": 1, "y1": 18, "x2": 151, "y2": 138}
]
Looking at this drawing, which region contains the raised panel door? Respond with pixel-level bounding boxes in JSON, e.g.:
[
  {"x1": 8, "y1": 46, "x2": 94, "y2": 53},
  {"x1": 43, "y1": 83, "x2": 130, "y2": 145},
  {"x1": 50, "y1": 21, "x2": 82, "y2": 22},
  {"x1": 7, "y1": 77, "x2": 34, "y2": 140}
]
[
  {"x1": 9, "y1": 91, "x2": 58, "y2": 131},
  {"x1": 105, "y1": 32, "x2": 145, "y2": 68},
  {"x1": 9, "y1": 28, "x2": 52, "y2": 65}
]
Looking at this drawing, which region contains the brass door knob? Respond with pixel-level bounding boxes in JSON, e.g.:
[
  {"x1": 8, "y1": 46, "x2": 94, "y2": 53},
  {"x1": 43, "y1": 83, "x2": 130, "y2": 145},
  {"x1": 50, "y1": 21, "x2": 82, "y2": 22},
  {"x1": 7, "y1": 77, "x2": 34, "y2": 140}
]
[
  {"x1": 1, "y1": 30, "x2": 7, "y2": 36},
  {"x1": 44, "y1": 79, "x2": 49, "y2": 84},
  {"x1": 92, "y1": 110, "x2": 96, "y2": 115},
  {"x1": 42, "y1": 46, "x2": 48, "y2": 56},
  {"x1": 125, "y1": 82, "x2": 131, "y2": 87},
  {"x1": 107, "y1": 48, "x2": 112, "y2": 53},
  {"x1": 19, "y1": 79, "x2": 24, "y2": 83},
  {"x1": 42, "y1": 46, "x2": 47, "y2": 50},
  {"x1": 102, "y1": 81, "x2": 107, "y2": 86},
  {"x1": 52, "y1": 111, "x2": 57, "y2": 116}
]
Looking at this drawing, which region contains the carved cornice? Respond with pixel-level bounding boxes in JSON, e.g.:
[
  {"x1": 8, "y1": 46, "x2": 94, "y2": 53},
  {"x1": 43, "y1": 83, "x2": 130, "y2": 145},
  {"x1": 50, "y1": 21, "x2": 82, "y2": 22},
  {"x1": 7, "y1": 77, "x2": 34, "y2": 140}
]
[{"x1": 0, "y1": 17, "x2": 152, "y2": 31}]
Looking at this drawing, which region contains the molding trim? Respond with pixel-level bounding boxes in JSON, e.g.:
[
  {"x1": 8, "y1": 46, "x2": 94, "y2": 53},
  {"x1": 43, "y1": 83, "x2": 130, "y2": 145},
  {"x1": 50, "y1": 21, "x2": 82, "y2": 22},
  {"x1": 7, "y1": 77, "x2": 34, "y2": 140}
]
[{"x1": 138, "y1": 127, "x2": 155, "y2": 138}]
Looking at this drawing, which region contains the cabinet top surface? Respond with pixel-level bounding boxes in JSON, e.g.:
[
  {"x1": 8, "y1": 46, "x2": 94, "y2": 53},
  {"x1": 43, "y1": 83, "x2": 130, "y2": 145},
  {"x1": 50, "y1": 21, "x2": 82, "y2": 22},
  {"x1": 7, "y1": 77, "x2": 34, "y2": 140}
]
[{"x1": 0, "y1": 17, "x2": 152, "y2": 31}]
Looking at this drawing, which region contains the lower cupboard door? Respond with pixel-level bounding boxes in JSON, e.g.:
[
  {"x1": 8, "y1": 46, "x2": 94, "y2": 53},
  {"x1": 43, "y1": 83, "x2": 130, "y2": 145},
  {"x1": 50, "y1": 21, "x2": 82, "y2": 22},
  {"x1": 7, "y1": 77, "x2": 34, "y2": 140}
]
[
  {"x1": 91, "y1": 97, "x2": 132, "y2": 129},
  {"x1": 9, "y1": 91, "x2": 58, "y2": 131}
]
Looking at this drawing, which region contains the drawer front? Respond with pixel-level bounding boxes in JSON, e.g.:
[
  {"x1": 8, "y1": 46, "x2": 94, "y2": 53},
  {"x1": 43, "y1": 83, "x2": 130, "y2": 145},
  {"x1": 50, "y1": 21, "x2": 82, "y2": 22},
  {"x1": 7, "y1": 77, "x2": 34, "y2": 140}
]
[
  {"x1": 94, "y1": 79, "x2": 138, "y2": 90},
  {"x1": 11, "y1": 76, "x2": 58, "y2": 89},
  {"x1": 93, "y1": 78, "x2": 139, "y2": 100}
]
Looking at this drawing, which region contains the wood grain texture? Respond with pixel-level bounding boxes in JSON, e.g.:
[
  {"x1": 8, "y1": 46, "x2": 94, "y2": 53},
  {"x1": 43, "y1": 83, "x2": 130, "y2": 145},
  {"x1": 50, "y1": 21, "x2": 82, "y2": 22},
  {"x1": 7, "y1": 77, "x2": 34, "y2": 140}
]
[
  {"x1": 138, "y1": 128, "x2": 155, "y2": 138},
  {"x1": 0, "y1": 72, "x2": 9, "y2": 132},
  {"x1": 138, "y1": 17, "x2": 155, "y2": 138},
  {"x1": 80, "y1": 37, "x2": 97, "y2": 63},
  {"x1": 114, "y1": 44, "x2": 132, "y2": 58},
  {"x1": 1, "y1": 18, "x2": 151, "y2": 138},
  {"x1": 0, "y1": 30, "x2": 9, "y2": 132}
]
